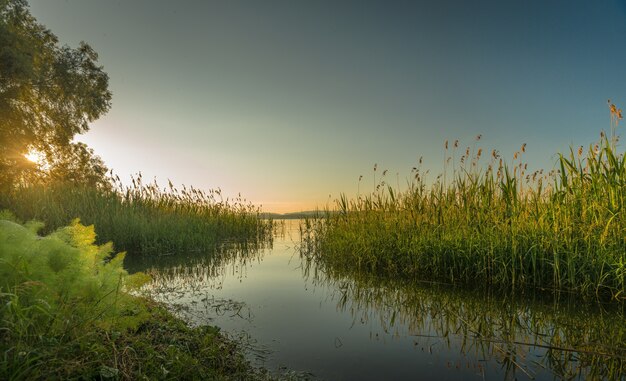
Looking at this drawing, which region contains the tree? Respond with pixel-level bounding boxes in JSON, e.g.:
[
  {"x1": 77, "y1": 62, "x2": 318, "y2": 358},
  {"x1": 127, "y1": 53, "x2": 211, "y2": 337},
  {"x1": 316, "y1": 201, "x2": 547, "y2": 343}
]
[
  {"x1": 0, "y1": 0, "x2": 112, "y2": 191},
  {"x1": 46, "y1": 142, "x2": 110, "y2": 187}
]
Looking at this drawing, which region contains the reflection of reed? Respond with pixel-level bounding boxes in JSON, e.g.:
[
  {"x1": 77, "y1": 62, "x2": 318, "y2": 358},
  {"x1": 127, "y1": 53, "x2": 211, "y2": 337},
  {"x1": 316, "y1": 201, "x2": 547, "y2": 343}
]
[
  {"x1": 301, "y1": 257, "x2": 626, "y2": 380},
  {"x1": 129, "y1": 240, "x2": 269, "y2": 329},
  {"x1": 131, "y1": 221, "x2": 303, "y2": 328},
  {"x1": 134, "y1": 240, "x2": 268, "y2": 292}
]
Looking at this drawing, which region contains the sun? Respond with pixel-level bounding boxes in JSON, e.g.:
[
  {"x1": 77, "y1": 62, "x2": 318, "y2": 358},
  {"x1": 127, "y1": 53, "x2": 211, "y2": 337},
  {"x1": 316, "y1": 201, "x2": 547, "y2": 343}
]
[{"x1": 24, "y1": 149, "x2": 46, "y2": 165}]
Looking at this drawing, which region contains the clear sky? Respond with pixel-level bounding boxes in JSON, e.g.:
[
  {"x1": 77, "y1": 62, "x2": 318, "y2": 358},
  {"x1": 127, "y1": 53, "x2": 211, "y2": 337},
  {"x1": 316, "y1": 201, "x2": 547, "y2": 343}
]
[{"x1": 27, "y1": 0, "x2": 626, "y2": 213}]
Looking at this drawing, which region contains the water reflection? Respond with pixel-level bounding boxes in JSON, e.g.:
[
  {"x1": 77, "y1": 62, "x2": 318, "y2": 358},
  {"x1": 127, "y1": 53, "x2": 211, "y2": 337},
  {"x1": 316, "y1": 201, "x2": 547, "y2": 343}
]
[
  {"x1": 128, "y1": 220, "x2": 626, "y2": 380},
  {"x1": 302, "y1": 254, "x2": 626, "y2": 380},
  {"x1": 125, "y1": 239, "x2": 270, "y2": 322}
]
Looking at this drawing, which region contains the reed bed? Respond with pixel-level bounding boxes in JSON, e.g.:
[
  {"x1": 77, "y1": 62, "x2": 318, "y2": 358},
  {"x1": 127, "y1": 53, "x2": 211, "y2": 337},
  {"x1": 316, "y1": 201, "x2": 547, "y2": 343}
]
[
  {"x1": 302, "y1": 103, "x2": 626, "y2": 300},
  {"x1": 1, "y1": 173, "x2": 273, "y2": 255}
]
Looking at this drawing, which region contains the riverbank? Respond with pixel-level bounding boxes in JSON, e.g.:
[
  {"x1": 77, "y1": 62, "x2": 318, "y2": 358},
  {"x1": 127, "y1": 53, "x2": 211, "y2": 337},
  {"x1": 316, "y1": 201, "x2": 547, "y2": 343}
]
[
  {"x1": 0, "y1": 215, "x2": 273, "y2": 380},
  {"x1": 3, "y1": 300, "x2": 274, "y2": 380}
]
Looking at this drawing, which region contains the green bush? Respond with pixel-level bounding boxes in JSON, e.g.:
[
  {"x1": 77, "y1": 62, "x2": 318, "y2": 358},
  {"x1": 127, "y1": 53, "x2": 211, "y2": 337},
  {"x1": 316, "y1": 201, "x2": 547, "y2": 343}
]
[
  {"x1": 0, "y1": 216, "x2": 149, "y2": 329},
  {"x1": 0, "y1": 216, "x2": 270, "y2": 380},
  {"x1": 0, "y1": 216, "x2": 151, "y2": 378}
]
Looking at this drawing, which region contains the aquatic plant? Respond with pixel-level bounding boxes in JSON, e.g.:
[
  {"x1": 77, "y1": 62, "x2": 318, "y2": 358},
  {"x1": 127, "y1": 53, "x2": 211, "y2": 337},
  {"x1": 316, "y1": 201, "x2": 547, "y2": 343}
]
[
  {"x1": 0, "y1": 173, "x2": 273, "y2": 255},
  {"x1": 302, "y1": 102, "x2": 626, "y2": 300}
]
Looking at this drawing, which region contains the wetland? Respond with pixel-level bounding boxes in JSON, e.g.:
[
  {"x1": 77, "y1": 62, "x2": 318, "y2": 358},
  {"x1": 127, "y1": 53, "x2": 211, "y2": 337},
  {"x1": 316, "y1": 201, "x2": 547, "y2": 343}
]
[{"x1": 128, "y1": 220, "x2": 626, "y2": 380}]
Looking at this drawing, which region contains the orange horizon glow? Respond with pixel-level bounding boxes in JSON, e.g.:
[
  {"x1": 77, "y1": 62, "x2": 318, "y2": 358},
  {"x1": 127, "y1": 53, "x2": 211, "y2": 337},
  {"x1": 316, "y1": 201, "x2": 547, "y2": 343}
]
[{"x1": 256, "y1": 200, "x2": 334, "y2": 214}]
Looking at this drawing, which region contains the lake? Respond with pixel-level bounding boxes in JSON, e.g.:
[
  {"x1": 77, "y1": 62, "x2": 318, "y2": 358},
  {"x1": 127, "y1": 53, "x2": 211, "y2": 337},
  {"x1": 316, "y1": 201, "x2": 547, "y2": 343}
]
[{"x1": 126, "y1": 220, "x2": 626, "y2": 380}]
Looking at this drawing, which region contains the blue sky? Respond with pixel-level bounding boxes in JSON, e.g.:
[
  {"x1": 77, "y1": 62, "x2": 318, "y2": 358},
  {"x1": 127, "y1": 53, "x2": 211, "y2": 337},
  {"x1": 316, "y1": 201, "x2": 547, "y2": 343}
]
[{"x1": 28, "y1": 0, "x2": 626, "y2": 212}]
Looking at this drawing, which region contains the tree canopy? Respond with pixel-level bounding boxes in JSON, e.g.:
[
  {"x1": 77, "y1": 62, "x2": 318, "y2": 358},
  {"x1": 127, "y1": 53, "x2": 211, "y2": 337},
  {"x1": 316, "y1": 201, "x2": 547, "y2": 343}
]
[{"x1": 0, "y1": 0, "x2": 112, "y2": 191}]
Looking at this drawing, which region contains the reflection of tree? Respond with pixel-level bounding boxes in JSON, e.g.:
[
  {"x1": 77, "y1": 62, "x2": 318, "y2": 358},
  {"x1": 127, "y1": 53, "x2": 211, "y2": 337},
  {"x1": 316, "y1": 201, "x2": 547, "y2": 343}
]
[{"x1": 302, "y1": 258, "x2": 626, "y2": 380}]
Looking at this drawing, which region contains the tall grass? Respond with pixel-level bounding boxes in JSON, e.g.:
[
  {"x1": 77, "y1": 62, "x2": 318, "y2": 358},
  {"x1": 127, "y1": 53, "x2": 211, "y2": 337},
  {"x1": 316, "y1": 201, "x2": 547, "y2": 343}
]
[
  {"x1": 0, "y1": 173, "x2": 273, "y2": 255},
  {"x1": 302, "y1": 103, "x2": 626, "y2": 300}
]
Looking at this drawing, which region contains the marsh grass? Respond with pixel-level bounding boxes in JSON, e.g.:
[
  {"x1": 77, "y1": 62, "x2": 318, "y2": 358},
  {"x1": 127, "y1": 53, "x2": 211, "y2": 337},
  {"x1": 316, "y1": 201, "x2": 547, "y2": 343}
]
[
  {"x1": 303, "y1": 103, "x2": 626, "y2": 300},
  {"x1": 0, "y1": 173, "x2": 273, "y2": 255}
]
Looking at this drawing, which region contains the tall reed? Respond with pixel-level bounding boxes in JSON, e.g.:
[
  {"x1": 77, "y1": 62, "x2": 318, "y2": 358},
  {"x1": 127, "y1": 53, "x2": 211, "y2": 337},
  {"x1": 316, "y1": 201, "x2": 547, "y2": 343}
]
[
  {"x1": 302, "y1": 103, "x2": 626, "y2": 300},
  {"x1": 0, "y1": 173, "x2": 273, "y2": 255}
]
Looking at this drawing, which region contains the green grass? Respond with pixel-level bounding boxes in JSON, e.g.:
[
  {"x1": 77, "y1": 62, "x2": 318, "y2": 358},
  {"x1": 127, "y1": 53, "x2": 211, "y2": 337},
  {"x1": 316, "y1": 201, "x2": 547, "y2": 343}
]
[
  {"x1": 0, "y1": 215, "x2": 273, "y2": 380},
  {"x1": 0, "y1": 173, "x2": 273, "y2": 256},
  {"x1": 302, "y1": 108, "x2": 626, "y2": 300}
]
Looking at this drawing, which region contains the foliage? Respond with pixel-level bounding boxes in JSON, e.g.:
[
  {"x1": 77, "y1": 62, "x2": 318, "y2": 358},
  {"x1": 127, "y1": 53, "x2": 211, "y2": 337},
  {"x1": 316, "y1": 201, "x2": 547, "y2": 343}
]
[
  {"x1": 0, "y1": 217, "x2": 273, "y2": 380},
  {"x1": 0, "y1": 217, "x2": 147, "y2": 377},
  {"x1": 302, "y1": 104, "x2": 626, "y2": 300},
  {"x1": 0, "y1": 0, "x2": 111, "y2": 191},
  {"x1": 1, "y1": 174, "x2": 273, "y2": 256},
  {"x1": 0, "y1": 217, "x2": 147, "y2": 324}
]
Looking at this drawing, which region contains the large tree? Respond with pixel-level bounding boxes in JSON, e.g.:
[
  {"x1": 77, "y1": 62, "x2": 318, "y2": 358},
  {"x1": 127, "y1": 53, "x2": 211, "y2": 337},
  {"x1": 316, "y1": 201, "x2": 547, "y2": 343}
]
[{"x1": 0, "y1": 0, "x2": 112, "y2": 191}]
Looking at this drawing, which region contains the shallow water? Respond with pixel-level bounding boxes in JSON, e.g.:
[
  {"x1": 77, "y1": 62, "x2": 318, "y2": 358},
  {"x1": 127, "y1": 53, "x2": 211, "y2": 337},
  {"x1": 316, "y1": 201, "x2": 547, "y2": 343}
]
[{"x1": 126, "y1": 220, "x2": 626, "y2": 380}]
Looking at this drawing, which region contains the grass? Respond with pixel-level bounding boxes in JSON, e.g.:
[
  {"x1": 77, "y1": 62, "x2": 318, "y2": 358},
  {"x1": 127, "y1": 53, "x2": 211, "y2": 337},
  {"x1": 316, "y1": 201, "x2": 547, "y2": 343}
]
[
  {"x1": 0, "y1": 215, "x2": 273, "y2": 380},
  {"x1": 301, "y1": 103, "x2": 626, "y2": 300},
  {"x1": 0, "y1": 173, "x2": 273, "y2": 256}
]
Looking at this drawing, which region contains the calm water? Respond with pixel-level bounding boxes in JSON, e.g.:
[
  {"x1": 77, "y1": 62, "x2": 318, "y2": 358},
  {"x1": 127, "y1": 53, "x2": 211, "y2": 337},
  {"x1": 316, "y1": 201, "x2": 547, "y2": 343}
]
[{"x1": 126, "y1": 220, "x2": 626, "y2": 380}]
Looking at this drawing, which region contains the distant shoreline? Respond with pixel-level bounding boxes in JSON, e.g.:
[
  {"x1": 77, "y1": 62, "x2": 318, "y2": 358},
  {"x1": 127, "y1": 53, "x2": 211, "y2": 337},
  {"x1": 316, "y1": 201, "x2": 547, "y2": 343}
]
[{"x1": 260, "y1": 210, "x2": 335, "y2": 220}]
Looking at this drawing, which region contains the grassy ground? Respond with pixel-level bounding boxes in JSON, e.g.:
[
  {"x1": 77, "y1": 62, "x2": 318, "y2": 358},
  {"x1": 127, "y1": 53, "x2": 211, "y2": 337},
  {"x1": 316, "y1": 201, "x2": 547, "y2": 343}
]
[
  {"x1": 0, "y1": 216, "x2": 273, "y2": 380},
  {"x1": 3, "y1": 300, "x2": 274, "y2": 380},
  {"x1": 0, "y1": 174, "x2": 272, "y2": 256},
  {"x1": 301, "y1": 107, "x2": 626, "y2": 300}
]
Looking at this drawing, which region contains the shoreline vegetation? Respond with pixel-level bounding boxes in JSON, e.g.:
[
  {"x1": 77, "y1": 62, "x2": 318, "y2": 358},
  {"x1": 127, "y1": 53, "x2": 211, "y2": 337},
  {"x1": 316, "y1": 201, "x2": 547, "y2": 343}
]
[
  {"x1": 0, "y1": 215, "x2": 274, "y2": 380},
  {"x1": 301, "y1": 103, "x2": 626, "y2": 301},
  {"x1": 0, "y1": 173, "x2": 274, "y2": 256}
]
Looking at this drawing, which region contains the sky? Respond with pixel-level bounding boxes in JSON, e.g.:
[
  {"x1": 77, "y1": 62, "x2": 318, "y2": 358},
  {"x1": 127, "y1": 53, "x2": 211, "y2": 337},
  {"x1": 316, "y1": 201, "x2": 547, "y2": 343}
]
[{"x1": 27, "y1": 0, "x2": 626, "y2": 213}]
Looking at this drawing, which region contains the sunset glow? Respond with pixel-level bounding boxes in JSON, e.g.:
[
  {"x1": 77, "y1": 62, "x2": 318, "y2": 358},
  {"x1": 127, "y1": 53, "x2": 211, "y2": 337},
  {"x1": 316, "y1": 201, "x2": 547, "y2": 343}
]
[
  {"x1": 25, "y1": 1, "x2": 626, "y2": 214},
  {"x1": 24, "y1": 150, "x2": 45, "y2": 165}
]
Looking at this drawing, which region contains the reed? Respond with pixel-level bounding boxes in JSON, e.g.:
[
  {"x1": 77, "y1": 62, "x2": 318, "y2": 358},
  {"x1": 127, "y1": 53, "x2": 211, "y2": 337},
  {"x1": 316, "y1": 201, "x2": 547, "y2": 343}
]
[
  {"x1": 0, "y1": 173, "x2": 273, "y2": 256},
  {"x1": 302, "y1": 102, "x2": 626, "y2": 300}
]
